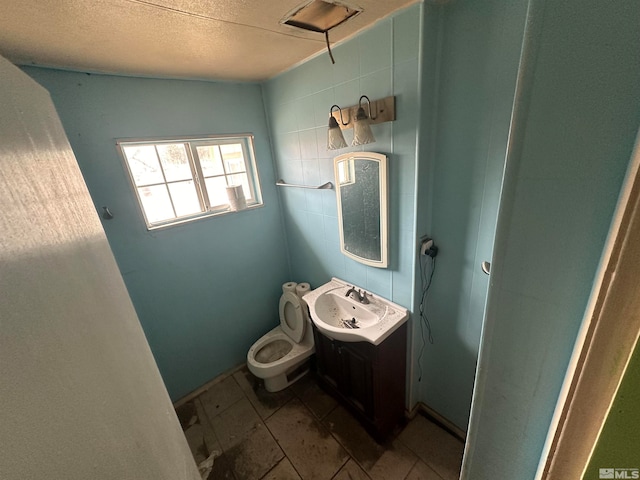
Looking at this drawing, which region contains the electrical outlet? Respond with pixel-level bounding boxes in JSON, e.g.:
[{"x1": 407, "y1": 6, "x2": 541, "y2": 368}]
[
  {"x1": 420, "y1": 238, "x2": 434, "y2": 256},
  {"x1": 419, "y1": 237, "x2": 438, "y2": 257}
]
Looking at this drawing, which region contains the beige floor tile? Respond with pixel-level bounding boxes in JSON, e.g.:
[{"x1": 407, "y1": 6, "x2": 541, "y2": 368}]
[
  {"x1": 211, "y1": 397, "x2": 263, "y2": 450},
  {"x1": 261, "y1": 458, "x2": 302, "y2": 480},
  {"x1": 175, "y1": 400, "x2": 198, "y2": 430},
  {"x1": 405, "y1": 460, "x2": 443, "y2": 480},
  {"x1": 205, "y1": 452, "x2": 235, "y2": 480},
  {"x1": 233, "y1": 367, "x2": 294, "y2": 420},
  {"x1": 224, "y1": 423, "x2": 284, "y2": 480},
  {"x1": 180, "y1": 399, "x2": 222, "y2": 465},
  {"x1": 267, "y1": 398, "x2": 349, "y2": 480},
  {"x1": 398, "y1": 416, "x2": 463, "y2": 480},
  {"x1": 289, "y1": 371, "x2": 317, "y2": 397},
  {"x1": 184, "y1": 423, "x2": 212, "y2": 464},
  {"x1": 367, "y1": 440, "x2": 418, "y2": 480},
  {"x1": 324, "y1": 406, "x2": 386, "y2": 470},
  {"x1": 199, "y1": 375, "x2": 245, "y2": 420},
  {"x1": 333, "y1": 459, "x2": 370, "y2": 480},
  {"x1": 298, "y1": 381, "x2": 338, "y2": 420}
]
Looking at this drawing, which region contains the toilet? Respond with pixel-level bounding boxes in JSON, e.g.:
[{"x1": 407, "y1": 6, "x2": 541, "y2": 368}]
[{"x1": 247, "y1": 282, "x2": 315, "y2": 392}]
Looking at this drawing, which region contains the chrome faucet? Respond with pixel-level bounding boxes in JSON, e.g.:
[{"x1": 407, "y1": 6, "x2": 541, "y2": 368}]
[{"x1": 345, "y1": 287, "x2": 370, "y2": 304}]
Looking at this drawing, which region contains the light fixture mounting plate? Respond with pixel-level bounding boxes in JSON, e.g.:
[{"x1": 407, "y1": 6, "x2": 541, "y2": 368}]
[
  {"x1": 280, "y1": 0, "x2": 362, "y2": 33},
  {"x1": 331, "y1": 96, "x2": 396, "y2": 130}
]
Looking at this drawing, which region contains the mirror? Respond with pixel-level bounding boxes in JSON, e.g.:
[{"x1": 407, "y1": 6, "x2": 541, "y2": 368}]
[{"x1": 334, "y1": 152, "x2": 388, "y2": 268}]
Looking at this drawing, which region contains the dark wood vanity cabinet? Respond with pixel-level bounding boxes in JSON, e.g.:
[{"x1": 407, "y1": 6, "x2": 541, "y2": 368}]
[{"x1": 312, "y1": 323, "x2": 407, "y2": 441}]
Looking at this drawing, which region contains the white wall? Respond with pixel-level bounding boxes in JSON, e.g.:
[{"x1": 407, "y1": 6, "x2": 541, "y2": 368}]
[{"x1": 0, "y1": 55, "x2": 200, "y2": 480}]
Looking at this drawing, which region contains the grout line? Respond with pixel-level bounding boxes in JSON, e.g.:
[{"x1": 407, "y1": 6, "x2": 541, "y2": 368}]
[
  {"x1": 330, "y1": 456, "x2": 356, "y2": 480},
  {"x1": 186, "y1": 368, "x2": 446, "y2": 480},
  {"x1": 400, "y1": 457, "x2": 420, "y2": 480},
  {"x1": 257, "y1": 457, "x2": 285, "y2": 480}
]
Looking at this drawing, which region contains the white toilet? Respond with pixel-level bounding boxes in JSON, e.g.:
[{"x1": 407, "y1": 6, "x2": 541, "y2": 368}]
[{"x1": 247, "y1": 282, "x2": 315, "y2": 392}]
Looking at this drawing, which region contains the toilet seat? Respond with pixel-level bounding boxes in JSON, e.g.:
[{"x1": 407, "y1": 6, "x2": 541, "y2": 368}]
[{"x1": 279, "y1": 292, "x2": 305, "y2": 343}]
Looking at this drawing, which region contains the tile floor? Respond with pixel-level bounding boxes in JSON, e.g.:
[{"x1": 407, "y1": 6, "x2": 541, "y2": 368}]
[{"x1": 175, "y1": 367, "x2": 464, "y2": 480}]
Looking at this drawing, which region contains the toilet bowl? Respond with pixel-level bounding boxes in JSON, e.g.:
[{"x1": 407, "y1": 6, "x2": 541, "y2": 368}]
[{"x1": 247, "y1": 282, "x2": 315, "y2": 392}]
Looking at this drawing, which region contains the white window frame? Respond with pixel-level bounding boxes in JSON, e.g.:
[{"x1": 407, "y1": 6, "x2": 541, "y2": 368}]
[{"x1": 117, "y1": 135, "x2": 263, "y2": 230}]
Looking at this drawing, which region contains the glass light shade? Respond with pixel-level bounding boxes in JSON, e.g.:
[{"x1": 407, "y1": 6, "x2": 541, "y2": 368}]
[
  {"x1": 352, "y1": 118, "x2": 375, "y2": 146},
  {"x1": 327, "y1": 116, "x2": 348, "y2": 150}
]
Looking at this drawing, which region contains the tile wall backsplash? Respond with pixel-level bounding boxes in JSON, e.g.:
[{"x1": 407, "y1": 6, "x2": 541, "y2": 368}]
[{"x1": 263, "y1": 5, "x2": 422, "y2": 309}]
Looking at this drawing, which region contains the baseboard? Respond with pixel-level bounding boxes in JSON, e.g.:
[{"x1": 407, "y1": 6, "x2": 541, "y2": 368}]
[
  {"x1": 407, "y1": 402, "x2": 467, "y2": 442},
  {"x1": 405, "y1": 402, "x2": 422, "y2": 420},
  {"x1": 172, "y1": 362, "x2": 246, "y2": 408}
]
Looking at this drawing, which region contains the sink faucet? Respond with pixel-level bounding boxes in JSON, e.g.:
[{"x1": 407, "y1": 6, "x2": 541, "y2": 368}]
[{"x1": 345, "y1": 287, "x2": 370, "y2": 304}]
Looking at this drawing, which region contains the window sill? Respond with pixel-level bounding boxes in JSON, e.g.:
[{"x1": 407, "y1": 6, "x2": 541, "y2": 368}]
[{"x1": 145, "y1": 203, "x2": 264, "y2": 231}]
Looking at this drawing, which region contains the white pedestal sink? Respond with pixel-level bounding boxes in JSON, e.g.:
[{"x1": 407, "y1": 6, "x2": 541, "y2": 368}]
[{"x1": 304, "y1": 277, "x2": 409, "y2": 345}]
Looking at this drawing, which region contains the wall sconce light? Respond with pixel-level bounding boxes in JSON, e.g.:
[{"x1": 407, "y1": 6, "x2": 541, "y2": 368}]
[
  {"x1": 352, "y1": 95, "x2": 376, "y2": 146},
  {"x1": 327, "y1": 105, "x2": 348, "y2": 150},
  {"x1": 326, "y1": 95, "x2": 396, "y2": 150}
]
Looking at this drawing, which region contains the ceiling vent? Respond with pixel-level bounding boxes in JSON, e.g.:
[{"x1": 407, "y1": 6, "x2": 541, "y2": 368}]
[
  {"x1": 280, "y1": 1, "x2": 362, "y2": 64},
  {"x1": 281, "y1": 0, "x2": 362, "y2": 33}
]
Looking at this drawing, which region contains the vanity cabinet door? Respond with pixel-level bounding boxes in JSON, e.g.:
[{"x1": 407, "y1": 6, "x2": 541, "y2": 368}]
[
  {"x1": 312, "y1": 323, "x2": 406, "y2": 441},
  {"x1": 338, "y1": 342, "x2": 374, "y2": 418},
  {"x1": 313, "y1": 328, "x2": 341, "y2": 389}
]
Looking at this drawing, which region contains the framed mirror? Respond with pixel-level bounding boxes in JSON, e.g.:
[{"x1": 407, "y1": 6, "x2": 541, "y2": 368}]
[{"x1": 334, "y1": 152, "x2": 388, "y2": 268}]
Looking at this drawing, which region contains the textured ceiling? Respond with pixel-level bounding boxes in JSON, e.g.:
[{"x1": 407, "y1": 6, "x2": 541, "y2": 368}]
[{"x1": 0, "y1": 0, "x2": 418, "y2": 81}]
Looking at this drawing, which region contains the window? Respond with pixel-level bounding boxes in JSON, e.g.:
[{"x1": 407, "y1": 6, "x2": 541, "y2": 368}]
[{"x1": 118, "y1": 135, "x2": 262, "y2": 229}]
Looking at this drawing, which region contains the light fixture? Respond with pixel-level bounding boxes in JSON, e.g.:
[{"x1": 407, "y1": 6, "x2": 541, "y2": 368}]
[
  {"x1": 327, "y1": 105, "x2": 348, "y2": 150},
  {"x1": 351, "y1": 95, "x2": 376, "y2": 146},
  {"x1": 326, "y1": 95, "x2": 396, "y2": 150}
]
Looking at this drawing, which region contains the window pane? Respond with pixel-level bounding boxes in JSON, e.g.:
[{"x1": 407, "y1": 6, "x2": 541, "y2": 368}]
[
  {"x1": 123, "y1": 145, "x2": 164, "y2": 186},
  {"x1": 157, "y1": 144, "x2": 192, "y2": 182},
  {"x1": 168, "y1": 181, "x2": 202, "y2": 217},
  {"x1": 196, "y1": 145, "x2": 224, "y2": 177},
  {"x1": 228, "y1": 173, "x2": 252, "y2": 201},
  {"x1": 220, "y1": 143, "x2": 246, "y2": 174},
  {"x1": 205, "y1": 176, "x2": 230, "y2": 208},
  {"x1": 138, "y1": 185, "x2": 175, "y2": 223}
]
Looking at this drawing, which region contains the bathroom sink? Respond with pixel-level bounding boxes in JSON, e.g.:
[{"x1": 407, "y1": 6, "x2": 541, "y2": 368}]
[{"x1": 304, "y1": 278, "x2": 409, "y2": 345}]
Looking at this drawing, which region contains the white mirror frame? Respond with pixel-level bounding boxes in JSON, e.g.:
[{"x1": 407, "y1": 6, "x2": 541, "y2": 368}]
[{"x1": 334, "y1": 151, "x2": 388, "y2": 268}]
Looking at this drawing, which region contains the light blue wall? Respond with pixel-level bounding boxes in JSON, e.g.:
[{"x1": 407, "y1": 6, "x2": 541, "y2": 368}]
[
  {"x1": 263, "y1": 7, "x2": 421, "y2": 325},
  {"x1": 415, "y1": 0, "x2": 529, "y2": 430},
  {"x1": 462, "y1": 0, "x2": 640, "y2": 477},
  {"x1": 22, "y1": 68, "x2": 291, "y2": 400}
]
